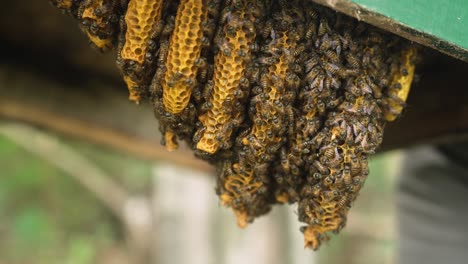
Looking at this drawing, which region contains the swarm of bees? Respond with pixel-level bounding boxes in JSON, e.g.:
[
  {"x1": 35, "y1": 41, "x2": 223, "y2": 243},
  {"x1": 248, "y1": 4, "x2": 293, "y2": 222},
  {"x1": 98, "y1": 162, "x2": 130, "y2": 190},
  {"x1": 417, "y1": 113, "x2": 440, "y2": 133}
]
[{"x1": 51, "y1": 0, "x2": 418, "y2": 250}]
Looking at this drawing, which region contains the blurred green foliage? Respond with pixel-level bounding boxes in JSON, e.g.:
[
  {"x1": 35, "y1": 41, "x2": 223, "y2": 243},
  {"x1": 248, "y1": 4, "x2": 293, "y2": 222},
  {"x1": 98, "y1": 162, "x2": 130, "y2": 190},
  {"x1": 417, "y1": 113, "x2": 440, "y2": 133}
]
[{"x1": 0, "y1": 133, "x2": 152, "y2": 264}]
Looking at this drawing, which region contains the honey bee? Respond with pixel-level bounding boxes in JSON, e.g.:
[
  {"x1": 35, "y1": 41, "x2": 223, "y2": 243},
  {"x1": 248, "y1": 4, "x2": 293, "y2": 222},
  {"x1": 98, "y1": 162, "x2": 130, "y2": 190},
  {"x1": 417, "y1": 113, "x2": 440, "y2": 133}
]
[
  {"x1": 327, "y1": 151, "x2": 343, "y2": 168},
  {"x1": 207, "y1": 0, "x2": 222, "y2": 17},
  {"x1": 317, "y1": 18, "x2": 330, "y2": 36},
  {"x1": 323, "y1": 176, "x2": 334, "y2": 187},
  {"x1": 327, "y1": 190, "x2": 340, "y2": 200},
  {"x1": 258, "y1": 56, "x2": 279, "y2": 66},
  {"x1": 343, "y1": 165, "x2": 352, "y2": 186},
  {"x1": 337, "y1": 195, "x2": 348, "y2": 208},
  {"x1": 305, "y1": 56, "x2": 320, "y2": 73},
  {"x1": 311, "y1": 183, "x2": 322, "y2": 197},
  {"x1": 305, "y1": 26, "x2": 316, "y2": 41},
  {"x1": 157, "y1": 39, "x2": 169, "y2": 65},
  {"x1": 308, "y1": 74, "x2": 325, "y2": 91},
  {"x1": 323, "y1": 62, "x2": 340, "y2": 75},
  {"x1": 334, "y1": 172, "x2": 345, "y2": 188},
  {"x1": 324, "y1": 49, "x2": 340, "y2": 63},
  {"x1": 360, "y1": 156, "x2": 369, "y2": 175}
]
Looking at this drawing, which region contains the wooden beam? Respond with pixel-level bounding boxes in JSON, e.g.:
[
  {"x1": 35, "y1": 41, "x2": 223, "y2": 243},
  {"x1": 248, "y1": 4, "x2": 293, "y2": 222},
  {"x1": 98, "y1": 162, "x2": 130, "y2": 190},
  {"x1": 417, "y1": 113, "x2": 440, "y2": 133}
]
[{"x1": 313, "y1": 0, "x2": 468, "y2": 62}]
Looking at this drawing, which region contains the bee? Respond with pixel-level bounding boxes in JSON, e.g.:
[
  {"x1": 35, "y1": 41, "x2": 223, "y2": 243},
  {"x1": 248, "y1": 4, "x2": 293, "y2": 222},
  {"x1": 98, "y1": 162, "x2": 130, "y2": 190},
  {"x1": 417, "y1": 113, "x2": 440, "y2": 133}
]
[
  {"x1": 311, "y1": 183, "x2": 322, "y2": 197},
  {"x1": 243, "y1": 20, "x2": 256, "y2": 35},
  {"x1": 308, "y1": 74, "x2": 325, "y2": 91},
  {"x1": 367, "y1": 32, "x2": 384, "y2": 45},
  {"x1": 198, "y1": 64, "x2": 210, "y2": 83},
  {"x1": 219, "y1": 5, "x2": 233, "y2": 24},
  {"x1": 323, "y1": 190, "x2": 338, "y2": 200},
  {"x1": 162, "y1": 15, "x2": 175, "y2": 36},
  {"x1": 323, "y1": 175, "x2": 334, "y2": 187},
  {"x1": 259, "y1": 74, "x2": 270, "y2": 89},
  {"x1": 323, "y1": 62, "x2": 340, "y2": 75},
  {"x1": 324, "y1": 49, "x2": 340, "y2": 63},
  {"x1": 301, "y1": 184, "x2": 314, "y2": 197},
  {"x1": 365, "y1": 76, "x2": 382, "y2": 99},
  {"x1": 239, "y1": 76, "x2": 250, "y2": 90},
  {"x1": 157, "y1": 39, "x2": 169, "y2": 64},
  {"x1": 327, "y1": 150, "x2": 343, "y2": 168},
  {"x1": 254, "y1": 162, "x2": 270, "y2": 180},
  {"x1": 318, "y1": 18, "x2": 330, "y2": 36},
  {"x1": 322, "y1": 147, "x2": 335, "y2": 159},
  {"x1": 305, "y1": 26, "x2": 316, "y2": 41},
  {"x1": 343, "y1": 165, "x2": 352, "y2": 186},
  {"x1": 292, "y1": 44, "x2": 306, "y2": 57},
  {"x1": 285, "y1": 73, "x2": 301, "y2": 89},
  {"x1": 334, "y1": 172, "x2": 345, "y2": 188},
  {"x1": 206, "y1": 0, "x2": 222, "y2": 16},
  {"x1": 350, "y1": 157, "x2": 361, "y2": 175},
  {"x1": 337, "y1": 195, "x2": 348, "y2": 208},
  {"x1": 361, "y1": 156, "x2": 369, "y2": 175},
  {"x1": 258, "y1": 56, "x2": 279, "y2": 66},
  {"x1": 305, "y1": 56, "x2": 320, "y2": 73},
  {"x1": 261, "y1": 43, "x2": 281, "y2": 56}
]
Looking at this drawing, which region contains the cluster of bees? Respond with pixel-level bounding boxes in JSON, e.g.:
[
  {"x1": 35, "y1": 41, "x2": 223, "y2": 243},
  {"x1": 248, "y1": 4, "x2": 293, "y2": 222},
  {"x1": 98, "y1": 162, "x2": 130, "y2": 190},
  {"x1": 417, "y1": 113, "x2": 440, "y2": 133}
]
[{"x1": 51, "y1": 0, "x2": 417, "y2": 250}]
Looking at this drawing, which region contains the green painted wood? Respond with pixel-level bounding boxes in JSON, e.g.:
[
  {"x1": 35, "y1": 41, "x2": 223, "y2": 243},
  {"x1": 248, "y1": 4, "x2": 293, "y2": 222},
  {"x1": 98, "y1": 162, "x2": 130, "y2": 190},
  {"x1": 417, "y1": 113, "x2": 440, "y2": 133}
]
[
  {"x1": 313, "y1": 0, "x2": 468, "y2": 61},
  {"x1": 352, "y1": 0, "x2": 468, "y2": 53}
]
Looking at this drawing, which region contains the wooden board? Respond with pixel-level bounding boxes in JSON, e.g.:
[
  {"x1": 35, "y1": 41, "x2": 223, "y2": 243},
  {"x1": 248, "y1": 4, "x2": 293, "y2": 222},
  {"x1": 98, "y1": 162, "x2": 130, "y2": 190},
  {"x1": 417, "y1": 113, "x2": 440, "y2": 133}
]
[{"x1": 314, "y1": 0, "x2": 468, "y2": 62}]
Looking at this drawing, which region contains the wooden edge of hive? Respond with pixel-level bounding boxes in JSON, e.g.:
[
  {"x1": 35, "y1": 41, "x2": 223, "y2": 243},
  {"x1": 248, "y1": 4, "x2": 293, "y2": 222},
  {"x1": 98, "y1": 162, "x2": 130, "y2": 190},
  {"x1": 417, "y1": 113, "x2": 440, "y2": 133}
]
[{"x1": 312, "y1": 0, "x2": 468, "y2": 62}]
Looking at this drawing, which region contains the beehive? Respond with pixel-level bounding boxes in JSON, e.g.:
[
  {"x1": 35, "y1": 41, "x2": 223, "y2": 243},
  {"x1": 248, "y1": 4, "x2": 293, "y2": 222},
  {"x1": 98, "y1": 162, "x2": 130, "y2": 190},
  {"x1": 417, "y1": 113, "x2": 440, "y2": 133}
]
[{"x1": 51, "y1": 0, "x2": 418, "y2": 250}]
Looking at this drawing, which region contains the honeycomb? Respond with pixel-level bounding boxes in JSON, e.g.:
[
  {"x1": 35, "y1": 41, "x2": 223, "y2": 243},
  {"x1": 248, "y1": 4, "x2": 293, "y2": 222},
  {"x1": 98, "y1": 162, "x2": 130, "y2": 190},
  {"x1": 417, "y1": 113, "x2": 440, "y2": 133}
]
[
  {"x1": 51, "y1": 0, "x2": 80, "y2": 14},
  {"x1": 53, "y1": 0, "x2": 74, "y2": 9},
  {"x1": 119, "y1": 0, "x2": 164, "y2": 102},
  {"x1": 384, "y1": 46, "x2": 418, "y2": 121},
  {"x1": 121, "y1": 0, "x2": 163, "y2": 64},
  {"x1": 162, "y1": 0, "x2": 206, "y2": 114},
  {"x1": 196, "y1": 1, "x2": 259, "y2": 154},
  {"x1": 79, "y1": 0, "x2": 119, "y2": 51},
  {"x1": 51, "y1": 0, "x2": 419, "y2": 250}
]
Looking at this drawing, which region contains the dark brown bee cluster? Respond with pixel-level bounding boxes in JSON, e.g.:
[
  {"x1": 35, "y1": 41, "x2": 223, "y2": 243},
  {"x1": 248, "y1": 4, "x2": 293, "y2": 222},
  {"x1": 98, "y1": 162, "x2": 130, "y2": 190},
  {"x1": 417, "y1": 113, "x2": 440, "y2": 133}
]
[{"x1": 51, "y1": 0, "x2": 417, "y2": 250}]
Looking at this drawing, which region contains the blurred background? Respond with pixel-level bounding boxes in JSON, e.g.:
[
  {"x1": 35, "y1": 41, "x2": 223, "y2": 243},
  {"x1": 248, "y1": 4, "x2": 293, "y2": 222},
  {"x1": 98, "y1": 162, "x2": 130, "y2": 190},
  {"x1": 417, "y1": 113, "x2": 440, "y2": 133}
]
[{"x1": 0, "y1": 127, "x2": 401, "y2": 264}]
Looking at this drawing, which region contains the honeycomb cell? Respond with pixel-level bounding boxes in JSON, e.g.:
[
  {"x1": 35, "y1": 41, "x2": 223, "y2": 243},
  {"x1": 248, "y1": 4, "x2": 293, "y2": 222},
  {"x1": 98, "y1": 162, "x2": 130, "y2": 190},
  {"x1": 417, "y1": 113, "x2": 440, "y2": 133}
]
[{"x1": 162, "y1": 0, "x2": 207, "y2": 114}]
